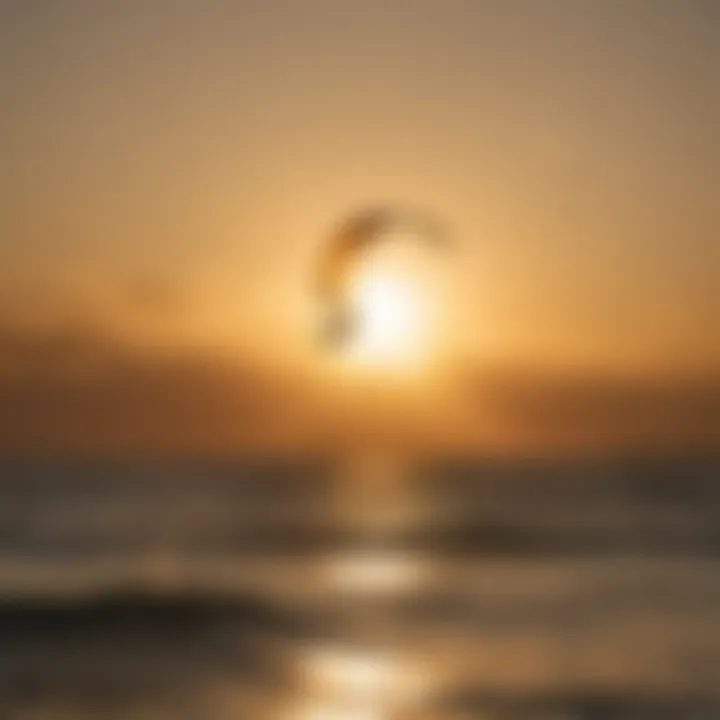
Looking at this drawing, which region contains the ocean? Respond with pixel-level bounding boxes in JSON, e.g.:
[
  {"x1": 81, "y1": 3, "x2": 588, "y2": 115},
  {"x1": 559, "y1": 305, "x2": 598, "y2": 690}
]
[{"x1": 0, "y1": 455, "x2": 718, "y2": 719}]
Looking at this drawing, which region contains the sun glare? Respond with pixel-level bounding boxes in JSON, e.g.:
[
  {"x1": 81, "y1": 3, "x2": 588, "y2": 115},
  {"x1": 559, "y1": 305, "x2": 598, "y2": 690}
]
[{"x1": 350, "y1": 272, "x2": 427, "y2": 366}]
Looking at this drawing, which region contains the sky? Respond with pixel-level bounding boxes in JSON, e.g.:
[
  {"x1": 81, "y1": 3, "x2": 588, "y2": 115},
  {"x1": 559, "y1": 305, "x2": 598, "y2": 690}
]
[{"x1": 0, "y1": 0, "x2": 718, "y2": 455}]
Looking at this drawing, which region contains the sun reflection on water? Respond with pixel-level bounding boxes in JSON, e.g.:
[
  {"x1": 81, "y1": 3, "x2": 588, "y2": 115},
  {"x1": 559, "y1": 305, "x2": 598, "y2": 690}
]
[
  {"x1": 292, "y1": 644, "x2": 426, "y2": 720},
  {"x1": 293, "y1": 704, "x2": 384, "y2": 720},
  {"x1": 321, "y1": 550, "x2": 426, "y2": 596},
  {"x1": 288, "y1": 457, "x2": 429, "y2": 720}
]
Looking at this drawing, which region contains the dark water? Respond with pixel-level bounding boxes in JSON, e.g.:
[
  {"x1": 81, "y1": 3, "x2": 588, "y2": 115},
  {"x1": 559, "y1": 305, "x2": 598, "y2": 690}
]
[{"x1": 0, "y1": 455, "x2": 719, "y2": 719}]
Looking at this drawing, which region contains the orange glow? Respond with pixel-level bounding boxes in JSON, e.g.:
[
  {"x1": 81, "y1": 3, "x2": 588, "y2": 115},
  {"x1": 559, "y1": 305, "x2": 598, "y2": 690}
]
[
  {"x1": 0, "y1": 1, "x2": 717, "y2": 456},
  {"x1": 350, "y1": 272, "x2": 428, "y2": 367}
]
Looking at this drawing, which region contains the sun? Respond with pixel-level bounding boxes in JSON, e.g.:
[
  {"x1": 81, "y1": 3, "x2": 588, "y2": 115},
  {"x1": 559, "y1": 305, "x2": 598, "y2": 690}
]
[{"x1": 349, "y1": 272, "x2": 427, "y2": 367}]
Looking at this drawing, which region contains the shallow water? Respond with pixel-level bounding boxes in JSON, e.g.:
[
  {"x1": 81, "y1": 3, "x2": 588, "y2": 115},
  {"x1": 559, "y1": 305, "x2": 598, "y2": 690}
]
[{"x1": 0, "y1": 455, "x2": 718, "y2": 719}]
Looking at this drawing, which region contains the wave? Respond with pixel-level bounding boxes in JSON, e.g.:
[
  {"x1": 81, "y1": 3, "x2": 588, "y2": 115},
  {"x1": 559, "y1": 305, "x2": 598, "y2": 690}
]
[
  {"x1": 0, "y1": 586, "x2": 318, "y2": 642},
  {"x1": 0, "y1": 588, "x2": 323, "y2": 718},
  {"x1": 425, "y1": 686, "x2": 720, "y2": 719}
]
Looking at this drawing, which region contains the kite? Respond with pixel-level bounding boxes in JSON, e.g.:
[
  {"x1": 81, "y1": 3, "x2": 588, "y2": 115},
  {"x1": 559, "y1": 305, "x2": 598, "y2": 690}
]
[{"x1": 314, "y1": 206, "x2": 448, "y2": 348}]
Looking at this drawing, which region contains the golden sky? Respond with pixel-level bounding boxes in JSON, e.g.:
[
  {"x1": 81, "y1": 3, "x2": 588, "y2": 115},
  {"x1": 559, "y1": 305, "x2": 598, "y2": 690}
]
[{"x1": 0, "y1": 0, "x2": 718, "y2": 455}]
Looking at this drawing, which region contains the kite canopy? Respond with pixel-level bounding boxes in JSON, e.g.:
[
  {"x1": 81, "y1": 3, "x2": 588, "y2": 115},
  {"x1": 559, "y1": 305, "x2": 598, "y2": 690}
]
[{"x1": 314, "y1": 206, "x2": 448, "y2": 349}]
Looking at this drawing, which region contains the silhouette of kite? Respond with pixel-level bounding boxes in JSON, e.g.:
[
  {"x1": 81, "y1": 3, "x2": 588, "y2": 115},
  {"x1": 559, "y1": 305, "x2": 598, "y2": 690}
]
[{"x1": 314, "y1": 206, "x2": 449, "y2": 349}]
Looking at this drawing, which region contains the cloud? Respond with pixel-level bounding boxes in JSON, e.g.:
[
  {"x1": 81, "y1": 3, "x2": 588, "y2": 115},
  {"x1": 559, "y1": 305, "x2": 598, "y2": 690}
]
[
  {"x1": 0, "y1": 317, "x2": 717, "y2": 456},
  {"x1": 0, "y1": 319, "x2": 315, "y2": 456},
  {"x1": 463, "y1": 365, "x2": 720, "y2": 454}
]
